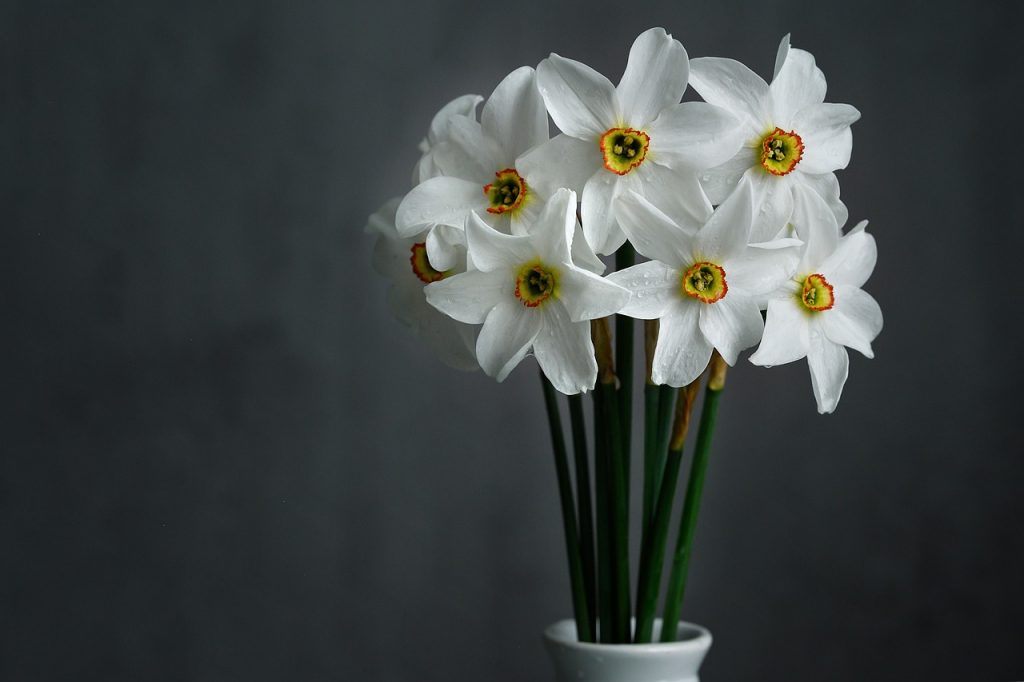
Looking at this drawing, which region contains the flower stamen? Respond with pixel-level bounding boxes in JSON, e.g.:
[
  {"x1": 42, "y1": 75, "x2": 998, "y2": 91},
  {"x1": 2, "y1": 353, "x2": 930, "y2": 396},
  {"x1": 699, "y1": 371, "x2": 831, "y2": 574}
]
[
  {"x1": 759, "y1": 127, "x2": 804, "y2": 176},
  {"x1": 798, "y1": 273, "x2": 834, "y2": 312},
  {"x1": 484, "y1": 168, "x2": 528, "y2": 214},
  {"x1": 600, "y1": 127, "x2": 650, "y2": 175},
  {"x1": 681, "y1": 261, "x2": 728, "y2": 304},
  {"x1": 514, "y1": 260, "x2": 559, "y2": 308}
]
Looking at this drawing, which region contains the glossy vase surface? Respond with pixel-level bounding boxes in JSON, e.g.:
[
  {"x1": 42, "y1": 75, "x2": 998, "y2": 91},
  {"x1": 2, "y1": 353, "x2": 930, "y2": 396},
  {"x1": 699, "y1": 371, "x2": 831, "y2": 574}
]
[{"x1": 543, "y1": 619, "x2": 712, "y2": 682}]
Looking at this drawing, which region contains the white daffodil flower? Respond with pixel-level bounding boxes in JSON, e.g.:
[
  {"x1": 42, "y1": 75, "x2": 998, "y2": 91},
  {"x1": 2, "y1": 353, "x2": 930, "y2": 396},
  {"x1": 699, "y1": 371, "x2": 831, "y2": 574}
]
[
  {"x1": 749, "y1": 186, "x2": 882, "y2": 413},
  {"x1": 413, "y1": 93, "x2": 484, "y2": 185},
  {"x1": 396, "y1": 66, "x2": 550, "y2": 272},
  {"x1": 368, "y1": 197, "x2": 478, "y2": 371},
  {"x1": 607, "y1": 182, "x2": 801, "y2": 387},
  {"x1": 688, "y1": 34, "x2": 860, "y2": 242},
  {"x1": 424, "y1": 189, "x2": 631, "y2": 394},
  {"x1": 518, "y1": 27, "x2": 745, "y2": 256}
]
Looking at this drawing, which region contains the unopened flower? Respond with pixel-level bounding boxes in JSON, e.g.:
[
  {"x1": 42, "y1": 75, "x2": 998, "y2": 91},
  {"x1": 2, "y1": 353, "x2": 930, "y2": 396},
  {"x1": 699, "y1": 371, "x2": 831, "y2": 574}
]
[
  {"x1": 424, "y1": 189, "x2": 630, "y2": 394},
  {"x1": 519, "y1": 27, "x2": 745, "y2": 255},
  {"x1": 396, "y1": 67, "x2": 549, "y2": 271},
  {"x1": 749, "y1": 186, "x2": 882, "y2": 413},
  {"x1": 688, "y1": 35, "x2": 859, "y2": 241},
  {"x1": 368, "y1": 197, "x2": 478, "y2": 370},
  {"x1": 608, "y1": 183, "x2": 801, "y2": 386}
]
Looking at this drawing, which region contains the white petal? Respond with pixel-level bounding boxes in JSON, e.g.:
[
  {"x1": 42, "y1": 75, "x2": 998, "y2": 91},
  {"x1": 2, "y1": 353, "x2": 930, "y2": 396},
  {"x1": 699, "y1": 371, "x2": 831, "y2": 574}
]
[
  {"x1": 746, "y1": 170, "x2": 795, "y2": 243},
  {"x1": 570, "y1": 221, "x2": 606, "y2": 275},
  {"x1": 617, "y1": 27, "x2": 689, "y2": 126},
  {"x1": 581, "y1": 170, "x2": 624, "y2": 255},
  {"x1": 431, "y1": 116, "x2": 506, "y2": 180},
  {"x1": 465, "y1": 211, "x2": 535, "y2": 273},
  {"x1": 414, "y1": 153, "x2": 442, "y2": 184},
  {"x1": 371, "y1": 232, "x2": 405, "y2": 279},
  {"x1": 557, "y1": 267, "x2": 631, "y2": 322},
  {"x1": 517, "y1": 133, "x2": 602, "y2": 197},
  {"x1": 848, "y1": 219, "x2": 869, "y2": 235},
  {"x1": 648, "y1": 102, "x2": 745, "y2": 171},
  {"x1": 698, "y1": 293, "x2": 764, "y2": 365},
  {"x1": 698, "y1": 149, "x2": 758, "y2": 205},
  {"x1": 482, "y1": 66, "x2": 549, "y2": 161},
  {"x1": 800, "y1": 172, "x2": 848, "y2": 228},
  {"x1": 606, "y1": 260, "x2": 680, "y2": 319},
  {"x1": 822, "y1": 286, "x2": 882, "y2": 358},
  {"x1": 652, "y1": 301, "x2": 714, "y2": 387},
  {"x1": 630, "y1": 163, "x2": 711, "y2": 234},
  {"x1": 425, "y1": 93, "x2": 482, "y2": 147},
  {"x1": 529, "y1": 187, "x2": 576, "y2": 264},
  {"x1": 431, "y1": 322, "x2": 479, "y2": 372},
  {"x1": 366, "y1": 195, "x2": 402, "y2": 236},
  {"x1": 391, "y1": 283, "x2": 479, "y2": 371},
  {"x1": 425, "y1": 224, "x2": 464, "y2": 272},
  {"x1": 537, "y1": 54, "x2": 618, "y2": 139},
  {"x1": 688, "y1": 57, "x2": 770, "y2": 130},
  {"x1": 818, "y1": 230, "x2": 877, "y2": 288},
  {"x1": 479, "y1": 209, "x2": 512, "y2": 235},
  {"x1": 614, "y1": 190, "x2": 694, "y2": 268},
  {"x1": 424, "y1": 269, "x2": 508, "y2": 324},
  {"x1": 802, "y1": 126, "x2": 853, "y2": 176},
  {"x1": 791, "y1": 183, "x2": 839, "y2": 273},
  {"x1": 807, "y1": 326, "x2": 849, "y2": 414},
  {"x1": 792, "y1": 103, "x2": 859, "y2": 174},
  {"x1": 773, "y1": 34, "x2": 791, "y2": 80},
  {"x1": 769, "y1": 47, "x2": 827, "y2": 125},
  {"x1": 396, "y1": 176, "x2": 483, "y2": 236},
  {"x1": 726, "y1": 241, "x2": 801, "y2": 301},
  {"x1": 476, "y1": 301, "x2": 543, "y2": 382},
  {"x1": 533, "y1": 301, "x2": 599, "y2": 394},
  {"x1": 509, "y1": 196, "x2": 542, "y2": 236},
  {"x1": 748, "y1": 296, "x2": 809, "y2": 367},
  {"x1": 695, "y1": 179, "x2": 754, "y2": 262}
]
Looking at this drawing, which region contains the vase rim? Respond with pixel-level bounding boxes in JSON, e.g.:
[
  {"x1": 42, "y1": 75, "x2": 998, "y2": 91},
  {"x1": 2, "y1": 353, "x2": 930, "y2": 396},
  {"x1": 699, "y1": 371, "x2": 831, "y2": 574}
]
[{"x1": 544, "y1": 618, "x2": 712, "y2": 653}]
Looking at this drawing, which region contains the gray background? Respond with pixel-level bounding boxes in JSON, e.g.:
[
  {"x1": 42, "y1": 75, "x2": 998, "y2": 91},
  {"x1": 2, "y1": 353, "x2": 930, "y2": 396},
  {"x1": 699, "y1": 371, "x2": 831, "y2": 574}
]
[{"x1": 3, "y1": 0, "x2": 1022, "y2": 680}]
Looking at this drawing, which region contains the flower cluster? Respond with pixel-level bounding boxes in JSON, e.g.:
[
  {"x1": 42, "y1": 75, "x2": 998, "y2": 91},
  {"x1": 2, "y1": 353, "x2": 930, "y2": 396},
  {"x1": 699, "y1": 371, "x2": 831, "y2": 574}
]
[{"x1": 369, "y1": 28, "x2": 881, "y2": 412}]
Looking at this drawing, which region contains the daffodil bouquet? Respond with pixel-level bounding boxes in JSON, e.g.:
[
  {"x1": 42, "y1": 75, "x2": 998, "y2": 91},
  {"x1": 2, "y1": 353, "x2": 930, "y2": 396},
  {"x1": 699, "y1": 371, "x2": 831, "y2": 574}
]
[{"x1": 368, "y1": 28, "x2": 881, "y2": 645}]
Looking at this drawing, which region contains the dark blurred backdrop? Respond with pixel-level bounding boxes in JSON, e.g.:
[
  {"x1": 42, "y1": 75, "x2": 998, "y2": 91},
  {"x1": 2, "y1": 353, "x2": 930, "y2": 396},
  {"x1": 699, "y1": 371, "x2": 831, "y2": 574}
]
[{"x1": 3, "y1": 1, "x2": 1022, "y2": 680}]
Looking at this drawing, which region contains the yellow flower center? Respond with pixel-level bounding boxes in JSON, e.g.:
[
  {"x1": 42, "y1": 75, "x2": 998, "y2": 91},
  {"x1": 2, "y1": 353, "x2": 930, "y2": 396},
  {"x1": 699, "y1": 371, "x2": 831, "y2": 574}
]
[
  {"x1": 409, "y1": 242, "x2": 451, "y2": 284},
  {"x1": 681, "y1": 261, "x2": 728, "y2": 304},
  {"x1": 798, "y1": 273, "x2": 834, "y2": 312},
  {"x1": 484, "y1": 168, "x2": 528, "y2": 214},
  {"x1": 599, "y1": 127, "x2": 650, "y2": 175},
  {"x1": 759, "y1": 127, "x2": 804, "y2": 176},
  {"x1": 514, "y1": 260, "x2": 559, "y2": 308}
]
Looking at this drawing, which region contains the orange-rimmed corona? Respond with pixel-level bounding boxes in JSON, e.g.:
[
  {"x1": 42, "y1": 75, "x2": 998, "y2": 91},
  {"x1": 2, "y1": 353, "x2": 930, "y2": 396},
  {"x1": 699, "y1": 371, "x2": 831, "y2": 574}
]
[
  {"x1": 798, "y1": 273, "x2": 834, "y2": 312},
  {"x1": 409, "y1": 242, "x2": 449, "y2": 284},
  {"x1": 599, "y1": 127, "x2": 650, "y2": 175},
  {"x1": 759, "y1": 127, "x2": 804, "y2": 176},
  {"x1": 681, "y1": 261, "x2": 728, "y2": 304},
  {"x1": 484, "y1": 168, "x2": 528, "y2": 214},
  {"x1": 514, "y1": 260, "x2": 559, "y2": 308}
]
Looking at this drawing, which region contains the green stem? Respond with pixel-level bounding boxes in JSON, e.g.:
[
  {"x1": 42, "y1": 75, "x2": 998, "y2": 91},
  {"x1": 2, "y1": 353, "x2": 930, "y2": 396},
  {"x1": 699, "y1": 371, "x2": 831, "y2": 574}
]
[
  {"x1": 634, "y1": 440, "x2": 685, "y2": 642},
  {"x1": 654, "y1": 384, "x2": 676, "y2": 497},
  {"x1": 635, "y1": 380, "x2": 701, "y2": 643},
  {"x1": 567, "y1": 394, "x2": 596, "y2": 640},
  {"x1": 540, "y1": 371, "x2": 592, "y2": 643},
  {"x1": 599, "y1": 381, "x2": 630, "y2": 643},
  {"x1": 641, "y1": 384, "x2": 661, "y2": 530},
  {"x1": 592, "y1": 389, "x2": 612, "y2": 642},
  {"x1": 614, "y1": 245, "x2": 635, "y2": 499},
  {"x1": 660, "y1": 380, "x2": 724, "y2": 642}
]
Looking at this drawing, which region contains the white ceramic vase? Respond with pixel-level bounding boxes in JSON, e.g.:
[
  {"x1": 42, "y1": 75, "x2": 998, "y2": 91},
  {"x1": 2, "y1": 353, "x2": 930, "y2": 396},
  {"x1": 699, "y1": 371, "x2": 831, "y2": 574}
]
[{"x1": 543, "y1": 618, "x2": 712, "y2": 682}]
